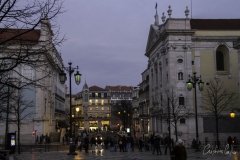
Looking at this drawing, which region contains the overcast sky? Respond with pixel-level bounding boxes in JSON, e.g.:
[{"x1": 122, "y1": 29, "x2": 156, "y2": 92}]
[{"x1": 58, "y1": 0, "x2": 240, "y2": 93}]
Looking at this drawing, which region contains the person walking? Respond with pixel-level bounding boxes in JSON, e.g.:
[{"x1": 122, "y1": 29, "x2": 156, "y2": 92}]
[
  {"x1": 164, "y1": 136, "x2": 171, "y2": 155},
  {"x1": 152, "y1": 135, "x2": 161, "y2": 155},
  {"x1": 139, "y1": 137, "x2": 143, "y2": 152},
  {"x1": 227, "y1": 136, "x2": 233, "y2": 151},
  {"x1": 84, "y1": 135, "x2": 89, "y2": 153},
  {"x1": 172, "y1": 139, "x2": 187, "y2": 160}
]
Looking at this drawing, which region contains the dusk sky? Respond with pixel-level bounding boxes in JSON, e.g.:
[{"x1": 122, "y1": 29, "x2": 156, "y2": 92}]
[{"x1": 58, "y1": 0, "x2": 240, "y2": 93}]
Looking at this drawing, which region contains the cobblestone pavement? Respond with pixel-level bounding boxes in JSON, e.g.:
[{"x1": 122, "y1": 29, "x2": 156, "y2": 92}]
[{"x1": 10, "y1": 148, "x2": 240, "y2": 160}]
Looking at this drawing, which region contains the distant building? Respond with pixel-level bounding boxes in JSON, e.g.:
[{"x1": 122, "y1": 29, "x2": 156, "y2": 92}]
[
  {"x1": 106, "y1": 85, "x2": 133, "y2": 130},
  {"x1": 71, "y1": 84, "x2": 135, "y2": 132},
  {"x1": 138, "y1": 69, "x2": 150, "y2": 137},
  {"x1": 73, "y1": 82, "x2": 111, "y2": 131}
]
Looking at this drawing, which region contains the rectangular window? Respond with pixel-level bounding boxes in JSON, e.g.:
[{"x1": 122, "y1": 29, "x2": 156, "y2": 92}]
[{"x1": 179, "y1": 97, "x2": 184, "y2": 105}]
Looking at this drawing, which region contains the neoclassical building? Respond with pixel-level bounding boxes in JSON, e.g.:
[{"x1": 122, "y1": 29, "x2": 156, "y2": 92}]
[
  {"x1": 0, "y1": 19, "x2": 66, "y2": 144},
  {"x1": 143, "y1": 6, "x2": 240, "y2": 145}
]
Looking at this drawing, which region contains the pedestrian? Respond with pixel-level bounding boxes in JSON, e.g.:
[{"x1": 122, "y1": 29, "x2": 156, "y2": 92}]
[
  {"x1": 119, "y1": 137, "x2": 123, "y2": 152},
  {"x1": 84, "y1": 135, "x2": 89, "y2": 153},
  {"x1": 139, "y1": 137, "x2": 143, "y2": 152},
  {"x1": 227, "y1": 136, "x2": 233, "y2": 151},
  {"x1": 152, "y1": 135, "x2": 161, "y2": 155},
  {"x1": 150, "y1": 134, "x2": 154, "y2": 151},
  {"x1": 233, "y1": 137, "x2": 238, "y2": 151},
  {"x1": 36, "y1": 135, "x2": 39, "y2": 144},
  {"x1": 90, "y1": 136, "x2": 96, "y2": 147},
  {"x1": 191, "y1": 138, "x2": 196, "y2": 149},
  {"x1": 164, "y1": 136, "x2": 171, "y2": 155},
  {"x1": 172, "y1": 139, "x2": 187, "y2": 160},
  {"x1": 130, "y1": 136, "x2": 135, "y2": 152},
  {"x1": 122, "y1": 136, "x2": 127, "y2": 152}
]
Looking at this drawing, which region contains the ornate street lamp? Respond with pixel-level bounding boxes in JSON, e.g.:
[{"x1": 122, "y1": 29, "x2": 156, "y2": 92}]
[
  {"x1": 230, "y1": 111, "x2": 236, "y2": 118},
  {"x1": 59, "y1": 62, "x2": 81, "y2": 155},
  {"x1": 186, "y1": 72, "x2": 204, "y2": 151}
]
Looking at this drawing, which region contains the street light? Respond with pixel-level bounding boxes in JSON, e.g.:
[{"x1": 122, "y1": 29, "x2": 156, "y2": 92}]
[
  {"x1": 59, "y1": 62, "x2": 81, "y2": 155},
  {"x1": 230, "y1": 111, "x2": 236, "y2": 118},
  {"x1": 76, "y1": 107, "x2": 80, "y2": 113},
  {"x1": 186, "y1": 72, "x2": 204, "y2": 151}
]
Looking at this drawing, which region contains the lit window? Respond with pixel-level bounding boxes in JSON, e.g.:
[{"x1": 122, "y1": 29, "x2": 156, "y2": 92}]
[
  {"x1": 101, "y1": 107, "x2": 104, "y2": 110},
  {"x1": 107, "y1": 114, "x2": 110, "y2": 117},
  {"x1": 89, "y1": 99, "x2": 92, "y2": 105},
  {"x1": 89, "y1": 107, "x2": 92, "y2": 110},
  {"x1": 95, "y1": 99, "x2": 98, "y2": 104},
  {"x1": 95, "y1": 93, "x2": 98, "y2": 97},
  {"x1": 101, "y1": 100, "x2": 104, "y2": 105}
]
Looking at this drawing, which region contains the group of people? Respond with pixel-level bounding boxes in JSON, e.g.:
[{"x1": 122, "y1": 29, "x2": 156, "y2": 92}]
[
  {"x1": 35, "y1": 134, "x2": 51, "y2": 144},
  {"x1": 72, "y1": 132, "x2": 187, "y2": 160}
]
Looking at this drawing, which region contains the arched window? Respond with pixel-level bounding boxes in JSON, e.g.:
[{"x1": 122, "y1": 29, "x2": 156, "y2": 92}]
[
  {"x1": 216, "y1": 45, "x2": 229, "y2": 72},
  {"x1": 178, "y1": 72, "x2": 183, "y2": 80}
]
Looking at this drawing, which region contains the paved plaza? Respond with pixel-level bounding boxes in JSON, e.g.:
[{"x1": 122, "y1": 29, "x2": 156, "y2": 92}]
[{"x1": 9, "y1": 148, "x2": 240, "y2": 160}]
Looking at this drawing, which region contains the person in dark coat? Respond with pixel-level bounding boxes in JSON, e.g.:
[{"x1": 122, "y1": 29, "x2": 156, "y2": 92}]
[
  {"x1": 139, "y1": 137, "x2": 143, "y2": 152},
  {"x1": 173, "y1": 139, "x2": 187, "y2": 160},
  {"x1": 227, "y1": 136, "x2": 233, "y2": 151},
  {"x1": 164, "y1": 136, "x2": 171, "y2": 155},
  {"x1": 152, "y1": 135, "x2": 161, "y2": 155},
  {"x1": 84, "y1": 135, "x2": 89, "y2": 153}
]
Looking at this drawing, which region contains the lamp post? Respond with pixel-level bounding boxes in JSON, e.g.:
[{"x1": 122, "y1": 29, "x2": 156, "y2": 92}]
[
  {"x1": 186, "y1": 72, "x2": 204, "y2": 151},
  {"x1": 167, "y1": 97, "x2": 172, "y2": 153},
  {"x1": 59, "y1": 62, "x2": 81, "y2": 155}
]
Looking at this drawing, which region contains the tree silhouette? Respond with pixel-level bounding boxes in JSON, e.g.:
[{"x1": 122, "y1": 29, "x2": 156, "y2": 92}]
[{"x1": 202, "y1": 78, "x2": 236, "y2": 148}]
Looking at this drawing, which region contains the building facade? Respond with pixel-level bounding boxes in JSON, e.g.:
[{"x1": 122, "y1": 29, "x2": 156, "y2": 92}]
[
  {"x1": 144, "y1": 6, "x2": 240, "y2": 145},
  {"x1": 0, "y1": 19, "x2": 66, "y2": 144},
  {"x1": 71, "y1": 84, "x2": 135, "y2": 132},
  {"x1": 74, "y1": 82, "x2": 111, "y2": 131},
  {"x1": 106, "y1": 85, "x2": 133, "y2": 130}
]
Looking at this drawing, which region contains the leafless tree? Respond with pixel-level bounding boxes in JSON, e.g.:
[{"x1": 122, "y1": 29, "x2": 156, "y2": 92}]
[
  {"x1": 112, "y1": 100, "x2": 133, "y2": 131},
  {"x1": 11, "y1": 87, "x2": 34, "y2": 154},
  {"x1": 0, "y1": 0, "x2": 64, "y2": 118},
  {"x1": 163, "y1": 89, "x2": 188, "y2": 141},
  {"x1": 202, "y1": 78, "x2": 236, "y2": 148},
  {"x1": 0, "y1": 0, "x2": 64, "y2": 87}
]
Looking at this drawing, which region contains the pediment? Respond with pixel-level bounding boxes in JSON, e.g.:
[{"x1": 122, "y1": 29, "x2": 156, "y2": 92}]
[{"x1": 145, "y1": 25, "x2": 160, "y2": 56}]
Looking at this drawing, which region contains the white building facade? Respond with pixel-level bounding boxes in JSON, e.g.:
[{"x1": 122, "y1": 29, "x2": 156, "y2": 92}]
[
  {"x1": 144, "y1": 7, "x2": 240, "y2": 145},
  {"x1": 0, "y1": 19, "x2": 66, "y2": 144}
]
